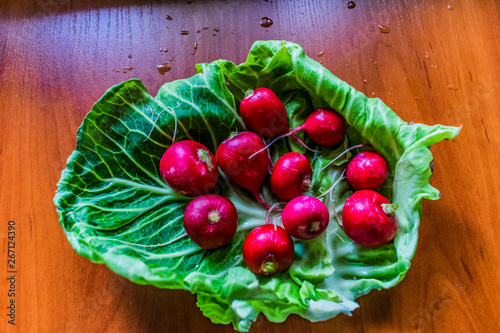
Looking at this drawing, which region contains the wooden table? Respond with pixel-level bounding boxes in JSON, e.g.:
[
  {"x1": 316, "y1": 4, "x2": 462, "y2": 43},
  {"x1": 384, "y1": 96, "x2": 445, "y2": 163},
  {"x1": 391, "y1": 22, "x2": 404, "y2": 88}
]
[{"x1": 1, "y1": 0, "x2": 499, "y2": 332}]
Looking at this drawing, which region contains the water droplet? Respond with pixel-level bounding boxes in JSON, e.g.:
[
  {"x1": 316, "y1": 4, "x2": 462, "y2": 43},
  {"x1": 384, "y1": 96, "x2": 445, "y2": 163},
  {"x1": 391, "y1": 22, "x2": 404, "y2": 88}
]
[
  {"x1": 345, "y1": 63, "x2": 349, "y2": 67},
  {"x1": 196, "y1": 29, "x2": 201, "y2": 33},
  {"x1": 319, "y1": 60, "x2": 324, "y2": 64},
  {"x1": 374, "y1": 61, "x2": 377, "y2": 65},
  {"x1": 122, "y1": 66, "x2": 133, "y2": 70},
  {"x1": 191, "y1": 41, "x2": 198, "y2": 55},
  {"x1": 448, "y1": 4, "x2": 455, "y2": 10},
  {"x1": 157, "y1": 63, "x2": 171, "y2": 75},
  {"x1": 409, "y1": 121, "x2": 414, "y2": 125},
  {"x1": 127, "y1": 54, "x2": 132, "y2": 58},
  {"x1": 363, "y1": 79, "x2": 368, "y2": 83},
  {"x1": 414, "y1": 96, "x2": 418, "y2": 100},
  {"x1": 169, "y1": 56, "x2": 174, "y2": 61},
  {"x1": 213, "y1": 28, "x2": 220, "y2": 32},
  {"x1": 203, "y1": 27, "x2": 209, "y2": 30},
  {"x1": 371, "y1": 92, "x2": 375, "y2": 96},
  {"x1": 369, "y1": 28, "x2": 373, "y2": 32},
  {"x1": 404, "y1": 77, "x2": 407, "y2": 80},
  {"x1": 378, "y1": 24, "x2": 390, "y2": 33},
  {"x1": 180, "y1": 30, "x2": 189, "y2": 35},
  {"x1": 260, "y1": 17, "x2": 273, "y2": 28},
  {"x1": 212, "y1": 33, "x2": 217, "y2": 36},
  {"x1": 388, "y1": 92, "x2": 391, "y2": 95},
  {"x1": 391, "y1": 102, "x2": 394, "y2": 106},
  {"x1": 347, "y1": 1, "x2": 356, "y2": 9},
  {"x1": 317, "y1": 51, "x2": 325, "y2": 57},
  {"x1": 122, "y1": 71, "x2": 127, "y2": 73},
  {"x1": 165, "y1": 15, "x2": 173, "y2": 20},
  {"x1": 447, "y1": 84, "x2": 459, "y2": 90},
  {"x1": 370, "y1": 58, "x2": 373, "y2": 62}
]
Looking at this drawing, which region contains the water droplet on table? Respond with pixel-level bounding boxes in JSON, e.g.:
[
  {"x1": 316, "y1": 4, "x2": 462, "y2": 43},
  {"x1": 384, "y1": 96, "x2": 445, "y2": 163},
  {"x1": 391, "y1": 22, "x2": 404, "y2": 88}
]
[
  {"x1": 378, "y1": 24, "x2": 390, "y2": 33},
  {"x1": 203, "y1": 27, "x2": 209, "y2": 30},
  {"x1": 165, "y1": 15, "x2": 173, "y2": 20},
  {"x1": 127, "y1": 54, "x2": 132, "y2": 58},
  {"x1": 448, "y1": 4, "x2": 455, "y2": 10},
  {"x1": 363, "y1": 79, "x2": 368, "y2": 83},
  {"x1": 447, "y1": 84, "x2": 459, "y2": 90},
  {"x1": 260, "y1": 17, "x2": 273, "y2": 27},
  {"x1": 191, "y1": 41, "x2": 198, "y2": 55},
  {"x1": 213, "y1": 28, "x2": 220, "y2": 32},
  {"x1": 122, "y1": 66, "x2": 133, "y2": 70},
  {"x1": 157, "y1": 63, "x2": 171, "y2": 75},
  {"x1": 196, "y1": 29, "x2": 201, "y2": 33},
  {"x1": 180, "y1": 30, "x2": 189, "y2": 35},
  {"x1": 347, "y1": 1, "x2": 356, "y2": 9}
]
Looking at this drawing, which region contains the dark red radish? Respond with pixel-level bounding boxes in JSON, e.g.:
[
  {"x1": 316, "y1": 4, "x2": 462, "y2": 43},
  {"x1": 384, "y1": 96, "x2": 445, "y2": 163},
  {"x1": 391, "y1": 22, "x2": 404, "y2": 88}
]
[
  {"x1": 342, "y1": 190, "x2": 398, "y2": 248},
  {"x1": 242, "y1": 224, "x2": 294, "y2": 275},
  {"x1": 183, "y1": 194, "x2": 238, "y2": 249},
  {"x1": 239, "y1": 87, "x2": 289, "y2": 137},
  {"x1": 281, "y1": 196, "x2": 330, "y2": 240},
  {"x1": 216, "y1": 131, "x2": 270, "y2": 208},
  {"x1": 346, "y1": 151, "x2": 389, "y2": 190},
  {"x1": 271, "y1": 152, "x2": 312, "y2": 200},
  {"x1": 160, "y1": 140, "x2": 218, "y2": 197},
  {"x1": 249, "y1": 108, "x2": 347, "y2": 159}
]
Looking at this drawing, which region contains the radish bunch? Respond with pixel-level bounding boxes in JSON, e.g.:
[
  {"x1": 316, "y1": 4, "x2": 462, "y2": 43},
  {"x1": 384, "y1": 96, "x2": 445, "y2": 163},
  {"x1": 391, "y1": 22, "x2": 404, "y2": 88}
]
[{"x1": 158, "y1": 86, "x2": 399, "y2": 275}]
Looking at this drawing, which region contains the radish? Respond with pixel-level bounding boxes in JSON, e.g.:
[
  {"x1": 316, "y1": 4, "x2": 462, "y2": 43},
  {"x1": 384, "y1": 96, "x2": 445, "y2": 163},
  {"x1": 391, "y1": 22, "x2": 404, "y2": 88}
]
[
  {"x1": 346, "y1": 151, "x2": 389, "y2": 190},
  {"x1": 249, "y1": 108, "x2": 347, "y2": 159},
  {"x1": 242, "y1": 224, "x2": 294, "y2": 275},
  {"x1": 216, "y1": 131, "x2": 270, "y2": 208},
  {"x1": 281, "y1": 196, "x2": 329, "y2": 240},
  {"x1": 183, "y1": 194, "x2": 238, "y2": 249},
  {"x1": 239, "y1": 87, "x2": 289, "y2": 137},
  {"x1": 160, "y1": 140, "x2": 218, "y2": 197},
  {"x1": 270, "y1": 152, "x2": 312, "y2": 200},
  {"x1": 342, "y1": 190, "x2": 398, "y2": 248}
]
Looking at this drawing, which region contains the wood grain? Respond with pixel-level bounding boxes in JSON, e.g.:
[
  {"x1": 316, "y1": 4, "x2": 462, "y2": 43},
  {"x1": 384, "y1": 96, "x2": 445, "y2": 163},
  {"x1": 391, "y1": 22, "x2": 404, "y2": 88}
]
[{"x1": 1, "y1": 0, "x2": 499, "y2": 332}]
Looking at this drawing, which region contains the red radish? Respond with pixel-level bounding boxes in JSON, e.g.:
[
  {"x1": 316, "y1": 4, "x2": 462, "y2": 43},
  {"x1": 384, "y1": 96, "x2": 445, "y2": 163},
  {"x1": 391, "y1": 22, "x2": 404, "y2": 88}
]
[
  {"x1": 281, "y1": 196, "x2": 329, "y2": 240},
  {"x1": 342, "y1": 190, "x2": 398, "y2": 248},
  {"x1": 270, "y1": 152, "x2": 312, "y2": 200},
  {"x1": 160, "y1": 140, "x2": 218, "y2": 197},
  {"x1": 216, "y1": 131, "x2": 270, "y2": 208},
  {"x1": 242, "y1": 224, "x2": 294, "y2": 275},
  {"x1": 239, "y1": 87, "x2": 289, "y2": 137},
  {"x1": 249, "y1": 108, "x2": 347, "y2": 159},
  {"x1": 346, "y1": 151, "x2": 389, "y2": 190},
  {"x1": 183, "y1": 194, "x2": 238, "y2": 249}
]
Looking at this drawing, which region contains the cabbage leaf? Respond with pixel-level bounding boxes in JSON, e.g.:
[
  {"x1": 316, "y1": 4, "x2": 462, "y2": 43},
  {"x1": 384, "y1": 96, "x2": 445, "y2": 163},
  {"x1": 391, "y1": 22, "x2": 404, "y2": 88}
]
[{"x1": 54, "y1": 40, "x2": 460, "y2": 331}]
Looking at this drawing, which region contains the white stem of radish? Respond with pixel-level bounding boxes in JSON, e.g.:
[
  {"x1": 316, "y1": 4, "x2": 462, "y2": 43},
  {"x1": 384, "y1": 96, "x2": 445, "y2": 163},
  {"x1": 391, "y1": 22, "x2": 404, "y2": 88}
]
[
  {"x1": 317, "y1": 144, "x2": 371, "y2": 174},
  {"x1": 265, "y1": 202, "x2": 286, "y2": 225},
  {"x1": 291, "y1": 134, "x2": 323, "y2": 153},
  {"x1": 273, "y1": 213, "x2": 282, "y2": 226},
  {"x1": 316, "y1": 169, "x2": 346, "y2": 199},
  {"x1": 248, "y1": 125, "x2": 304, "y2": 160}
]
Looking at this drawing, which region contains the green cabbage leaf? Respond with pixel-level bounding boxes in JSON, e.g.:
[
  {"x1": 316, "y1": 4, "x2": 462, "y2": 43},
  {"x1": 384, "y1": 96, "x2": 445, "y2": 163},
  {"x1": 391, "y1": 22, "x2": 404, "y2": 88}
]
[{"x1": 54, "y1": 40, "x2": 460, "y2": 331}]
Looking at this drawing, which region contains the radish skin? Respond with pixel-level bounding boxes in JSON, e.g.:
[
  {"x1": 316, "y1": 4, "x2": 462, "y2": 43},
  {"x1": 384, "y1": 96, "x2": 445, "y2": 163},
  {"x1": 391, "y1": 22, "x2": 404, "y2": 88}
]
[
  {"x1": 183, "y1": 194, "x2": 238, "y2": 249},
  {"x1": 342, "y1": 190, "x2": 398, "y2": 248},
  {"x1": 242, "y1": 224, "x2": 294, "y2": 275},
  {"x1": 159, "y1": 140, "x2": 218, "y2": 197}
]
